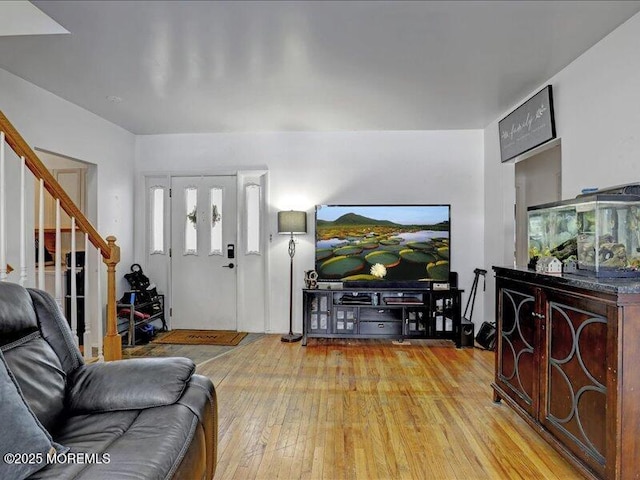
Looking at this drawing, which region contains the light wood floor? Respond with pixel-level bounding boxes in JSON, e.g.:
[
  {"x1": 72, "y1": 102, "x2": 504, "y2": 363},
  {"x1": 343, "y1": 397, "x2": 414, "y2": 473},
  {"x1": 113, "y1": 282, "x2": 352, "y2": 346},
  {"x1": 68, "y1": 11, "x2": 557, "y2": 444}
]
[
  {"x1": 197, "y1": 335, "x2": 584, "y2": 480},
  {"x1": 121, "y1": 332, "x2": 264, "y2": 365}
]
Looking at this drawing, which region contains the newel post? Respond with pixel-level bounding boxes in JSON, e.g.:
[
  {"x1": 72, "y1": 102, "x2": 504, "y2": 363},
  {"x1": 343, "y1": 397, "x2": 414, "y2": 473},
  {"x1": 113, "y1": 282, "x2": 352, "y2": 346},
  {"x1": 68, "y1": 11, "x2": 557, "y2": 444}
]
[{"x1": 103, "y1": 236, "x2": 122, "y2": 361}]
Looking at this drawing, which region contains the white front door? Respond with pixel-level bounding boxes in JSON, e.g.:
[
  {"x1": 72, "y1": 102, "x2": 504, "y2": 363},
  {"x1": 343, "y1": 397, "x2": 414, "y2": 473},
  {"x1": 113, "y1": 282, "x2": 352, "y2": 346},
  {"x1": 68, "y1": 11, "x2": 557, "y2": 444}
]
[{"x1": 170, "y1": 175, "x2": 237, "y2": 330}]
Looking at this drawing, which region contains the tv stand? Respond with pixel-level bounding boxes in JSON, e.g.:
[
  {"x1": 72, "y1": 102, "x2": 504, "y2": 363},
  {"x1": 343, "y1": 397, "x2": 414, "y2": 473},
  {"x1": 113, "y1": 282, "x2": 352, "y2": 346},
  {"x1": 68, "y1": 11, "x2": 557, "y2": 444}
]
[{"x1": 302, "y1": 287, "x2": 463, "y2": 346}]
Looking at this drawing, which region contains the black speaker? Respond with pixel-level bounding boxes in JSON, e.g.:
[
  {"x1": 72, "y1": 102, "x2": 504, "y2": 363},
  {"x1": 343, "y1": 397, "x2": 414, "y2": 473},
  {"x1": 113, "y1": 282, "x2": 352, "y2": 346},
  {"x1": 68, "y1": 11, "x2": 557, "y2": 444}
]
[
  {"x1": 64, "y1": 296, "x2": 85, "y2": 345},
  {"x1": 460, "y1": 320, "x2": 474, "y2": 348},
  {"x1": 65, "y1": 268, "x2": 85, "y2": 296},
  {"x1": 66, "y1": 251, "x2": 85, "y2": 268}
]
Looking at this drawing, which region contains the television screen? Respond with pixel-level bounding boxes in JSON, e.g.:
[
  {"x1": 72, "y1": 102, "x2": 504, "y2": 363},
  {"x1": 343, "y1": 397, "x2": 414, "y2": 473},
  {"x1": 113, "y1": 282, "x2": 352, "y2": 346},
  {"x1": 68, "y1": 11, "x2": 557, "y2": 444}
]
[{"x1": 315, "y1": 205, "x2": 450, "y2": 284}]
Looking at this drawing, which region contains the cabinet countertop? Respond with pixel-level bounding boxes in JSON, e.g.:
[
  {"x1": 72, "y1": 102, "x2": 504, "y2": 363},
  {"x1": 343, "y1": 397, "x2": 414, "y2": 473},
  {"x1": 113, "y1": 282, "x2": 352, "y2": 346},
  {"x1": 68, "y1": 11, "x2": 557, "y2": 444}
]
[{"x1": 493, "y1": 265, "x2": 640, "y2": 295}]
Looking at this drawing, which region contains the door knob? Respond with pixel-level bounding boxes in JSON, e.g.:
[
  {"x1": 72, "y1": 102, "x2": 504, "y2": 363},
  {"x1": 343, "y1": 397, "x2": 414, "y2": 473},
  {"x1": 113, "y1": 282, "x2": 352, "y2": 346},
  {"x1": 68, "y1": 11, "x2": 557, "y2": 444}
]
[{"x1": 223, "y1": 263, "x2": 235, "y2": 269}]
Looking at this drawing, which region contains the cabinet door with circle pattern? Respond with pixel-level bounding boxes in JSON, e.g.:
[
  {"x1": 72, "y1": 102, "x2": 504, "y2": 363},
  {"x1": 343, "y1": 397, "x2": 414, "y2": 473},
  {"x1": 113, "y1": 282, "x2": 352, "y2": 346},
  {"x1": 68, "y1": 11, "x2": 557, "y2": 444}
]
[
  {"x1": 540, "y1": 290, "x2": 610, "y2": 477},
  {"x1": 495, "y1": 278, "x2": 539, "y2": 417}
]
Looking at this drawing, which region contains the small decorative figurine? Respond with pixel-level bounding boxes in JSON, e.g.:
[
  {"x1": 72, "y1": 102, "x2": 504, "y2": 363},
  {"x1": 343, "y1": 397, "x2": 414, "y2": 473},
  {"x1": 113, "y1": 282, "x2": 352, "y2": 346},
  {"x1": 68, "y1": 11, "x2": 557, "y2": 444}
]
[
  {"x1": 304, "y1": 270, "x2": 318, "y2": 289},
  {"x1": 536, "y1": 256, "x2": 562, "y2": 275}
]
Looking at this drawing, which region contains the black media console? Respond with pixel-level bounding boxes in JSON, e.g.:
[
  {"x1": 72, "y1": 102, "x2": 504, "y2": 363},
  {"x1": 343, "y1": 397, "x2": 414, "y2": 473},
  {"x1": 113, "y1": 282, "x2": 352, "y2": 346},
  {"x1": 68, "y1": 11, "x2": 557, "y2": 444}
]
[{"x1": 302, "y1": 287, "x2": 463, "y2": 347}]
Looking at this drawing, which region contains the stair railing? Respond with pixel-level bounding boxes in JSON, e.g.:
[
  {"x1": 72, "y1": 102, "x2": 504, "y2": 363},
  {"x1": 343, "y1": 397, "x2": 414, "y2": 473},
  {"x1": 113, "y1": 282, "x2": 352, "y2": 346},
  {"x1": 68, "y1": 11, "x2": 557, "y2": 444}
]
[{"x1": 0, "y1": 110, "x2": 122, "y2": 361}]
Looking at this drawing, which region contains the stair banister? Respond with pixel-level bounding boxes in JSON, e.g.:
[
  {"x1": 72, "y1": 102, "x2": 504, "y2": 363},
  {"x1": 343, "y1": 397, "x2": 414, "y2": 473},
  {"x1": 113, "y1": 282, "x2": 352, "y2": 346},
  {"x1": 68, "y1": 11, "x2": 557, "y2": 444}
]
[
  {"x1": 0, "y1": 111, "x2": 122, "y2": 361},
  {"x1": 103, "y1": 236, "x2": 121, "y2": 360}
]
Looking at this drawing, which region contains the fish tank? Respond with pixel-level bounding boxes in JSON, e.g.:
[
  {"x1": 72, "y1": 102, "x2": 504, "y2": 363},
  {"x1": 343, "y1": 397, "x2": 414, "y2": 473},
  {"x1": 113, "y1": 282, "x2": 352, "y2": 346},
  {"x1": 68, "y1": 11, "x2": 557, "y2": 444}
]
[
  {"x1": 528, "y1": 202, "x2": 578, "y2": 263},
  {"x1": 528, "y1": 194, "x2": 640, "y2": 277}
]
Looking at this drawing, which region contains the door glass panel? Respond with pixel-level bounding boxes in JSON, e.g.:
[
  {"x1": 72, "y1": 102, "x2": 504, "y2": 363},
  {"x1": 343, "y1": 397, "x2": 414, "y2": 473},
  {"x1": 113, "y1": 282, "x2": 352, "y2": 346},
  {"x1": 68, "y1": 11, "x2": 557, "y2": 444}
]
[
  {"x1": 150, "y1": 186, "x2": 165, "y2": 254},
  {"x1": 210, "y1": 187, "x2": 223, "y2": 255},
  {"x1": 184, "y1": 187, "x2": 197, "y2": 255},
  {"x1": 245, "y1": 183, "x2": 261, "y2": 254}
]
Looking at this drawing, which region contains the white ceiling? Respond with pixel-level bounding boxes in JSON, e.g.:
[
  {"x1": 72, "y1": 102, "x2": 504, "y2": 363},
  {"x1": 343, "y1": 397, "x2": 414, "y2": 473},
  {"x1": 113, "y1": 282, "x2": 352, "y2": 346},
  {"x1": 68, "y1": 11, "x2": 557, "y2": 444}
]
[
  {"x1": 0, "y1": 1, "x2": 68, "y2": 37},
  {"x1": 1, "y1": 1, "x2": 639, "y2": 135}
]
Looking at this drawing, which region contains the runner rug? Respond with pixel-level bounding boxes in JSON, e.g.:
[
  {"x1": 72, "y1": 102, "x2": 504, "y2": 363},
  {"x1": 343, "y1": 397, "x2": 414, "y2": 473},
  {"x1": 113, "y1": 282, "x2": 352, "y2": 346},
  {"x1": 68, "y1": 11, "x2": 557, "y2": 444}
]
[{"x1": 152, "y1": 329, "x2": 248, "y2": 346}]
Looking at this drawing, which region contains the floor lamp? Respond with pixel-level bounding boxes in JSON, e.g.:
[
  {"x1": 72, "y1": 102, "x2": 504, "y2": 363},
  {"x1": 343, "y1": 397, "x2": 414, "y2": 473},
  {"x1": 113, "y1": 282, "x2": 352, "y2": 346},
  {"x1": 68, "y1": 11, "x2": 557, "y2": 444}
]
[{"x1": 278, "y1": 210, "x2": 307, "y2": 342}]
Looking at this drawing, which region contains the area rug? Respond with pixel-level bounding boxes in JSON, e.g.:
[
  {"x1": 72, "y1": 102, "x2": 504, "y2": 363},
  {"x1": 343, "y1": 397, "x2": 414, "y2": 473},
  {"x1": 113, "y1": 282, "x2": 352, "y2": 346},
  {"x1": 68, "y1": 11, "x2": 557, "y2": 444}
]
[{"x1": 152, "y1": 329, "x2": 248, "y2": 346}]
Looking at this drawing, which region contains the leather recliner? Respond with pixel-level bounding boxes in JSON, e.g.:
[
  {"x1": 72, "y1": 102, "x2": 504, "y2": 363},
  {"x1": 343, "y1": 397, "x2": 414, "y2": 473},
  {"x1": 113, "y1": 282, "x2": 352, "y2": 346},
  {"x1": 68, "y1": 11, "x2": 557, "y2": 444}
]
[{"x1": 0, "y1": 282, "x2": 217, "y2": 480}]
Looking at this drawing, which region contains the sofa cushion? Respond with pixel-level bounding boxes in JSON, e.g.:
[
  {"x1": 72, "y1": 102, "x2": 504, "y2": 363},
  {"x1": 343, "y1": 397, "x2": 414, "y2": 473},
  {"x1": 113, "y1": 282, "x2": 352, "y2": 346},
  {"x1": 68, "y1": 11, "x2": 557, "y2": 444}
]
[
  {"x1": 0, "y1": 284, "x2": 69, "y2": 433},
  {"x1": 30, "y1": 404, "x2": 201, "y2": 480},
  {"x1": 67, "y1": 357, "x2": 195, "y2": 413},
  {"x1": 28, "y1": 289, "x2": 83, "y2": 375},
  {"x1": 1, "y1": 333, "x2": 67, "y2": 433},
  {"x1": 0, "y1": 350, "x2": 65, "y2": 480},
  {"x1": 0, "y1": 282, "x2": 38, "y2": 339}
]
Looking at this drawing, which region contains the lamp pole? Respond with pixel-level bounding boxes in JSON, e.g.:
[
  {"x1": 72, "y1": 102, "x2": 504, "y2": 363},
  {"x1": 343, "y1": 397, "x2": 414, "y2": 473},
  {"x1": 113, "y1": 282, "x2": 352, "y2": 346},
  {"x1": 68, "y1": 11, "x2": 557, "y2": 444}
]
[
  {"x1": 278, "y1": 210, "x2": 306, "y2": 343},
  {"x1": 282, "y1": 234, "x2": 302, "y2": 342}
]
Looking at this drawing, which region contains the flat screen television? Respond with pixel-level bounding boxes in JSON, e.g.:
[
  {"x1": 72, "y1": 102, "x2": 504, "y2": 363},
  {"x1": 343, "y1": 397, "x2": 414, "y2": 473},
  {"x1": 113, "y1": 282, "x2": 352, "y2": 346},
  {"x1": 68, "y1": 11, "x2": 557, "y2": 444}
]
[{"x1": 315, "y1": 204, "x2": 450, "y2": 286}]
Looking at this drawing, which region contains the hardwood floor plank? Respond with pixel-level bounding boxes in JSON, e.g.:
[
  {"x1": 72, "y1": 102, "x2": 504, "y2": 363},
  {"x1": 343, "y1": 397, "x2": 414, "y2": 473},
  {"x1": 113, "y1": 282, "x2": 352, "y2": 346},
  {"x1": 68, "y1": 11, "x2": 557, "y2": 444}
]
[{"x1": 196, "y1": 335, "x2": 585, "y2": 479}]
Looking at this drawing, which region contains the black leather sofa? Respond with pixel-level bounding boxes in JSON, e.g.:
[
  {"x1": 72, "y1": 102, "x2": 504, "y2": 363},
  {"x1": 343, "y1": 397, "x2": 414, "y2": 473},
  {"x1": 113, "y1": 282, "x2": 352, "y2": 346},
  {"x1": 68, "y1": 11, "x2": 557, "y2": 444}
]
[{"x1": 0, "y1": 282, "x2": 217, "y2": 480}]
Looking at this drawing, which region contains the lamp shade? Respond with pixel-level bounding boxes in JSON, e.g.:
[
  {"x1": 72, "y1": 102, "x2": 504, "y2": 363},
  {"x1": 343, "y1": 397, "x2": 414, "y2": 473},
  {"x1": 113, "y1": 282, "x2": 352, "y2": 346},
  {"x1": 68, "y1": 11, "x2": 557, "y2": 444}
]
[{"x1": 278, "y1": 210, "x2": 307, "y2": 234}]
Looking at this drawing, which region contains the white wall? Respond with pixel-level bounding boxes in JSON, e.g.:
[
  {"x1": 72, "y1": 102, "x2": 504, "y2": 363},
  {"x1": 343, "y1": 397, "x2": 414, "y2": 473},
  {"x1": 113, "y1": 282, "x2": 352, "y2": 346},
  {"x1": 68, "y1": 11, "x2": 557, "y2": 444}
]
[
  {"x1": 483, "y1": 12, "x2": 640, "y2": 321},
  {"x1": 0, "y1": 67, "x2": 136, "y2": 295},
  {"x1": 135, "y1": 130, "x2": 485, "y2": 333}
]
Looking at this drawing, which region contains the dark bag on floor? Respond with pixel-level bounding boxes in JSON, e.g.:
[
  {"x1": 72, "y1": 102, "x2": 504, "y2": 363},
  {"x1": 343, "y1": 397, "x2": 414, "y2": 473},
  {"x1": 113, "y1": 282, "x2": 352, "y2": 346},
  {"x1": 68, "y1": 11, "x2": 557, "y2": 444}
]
[
  {"x1": 476, "y1": 321, "x2": 496, "y2": 350},
  {"x1": 123, "y1": 264, "x2": 158, "y2": 305},
  {"x1": 124, "y1": 264, "x2": 151, "y2": 291}
]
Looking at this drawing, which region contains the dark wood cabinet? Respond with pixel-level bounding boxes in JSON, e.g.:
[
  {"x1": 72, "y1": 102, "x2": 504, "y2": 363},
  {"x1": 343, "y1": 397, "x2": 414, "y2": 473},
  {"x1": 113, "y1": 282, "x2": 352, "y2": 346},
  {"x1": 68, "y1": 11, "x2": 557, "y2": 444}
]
[
  {"x1": 302, "y1": 287, "x2": 463, "y2": 346},
  {"x1": 493, "y1": 267, "x2": 640, "y2": 480},
  {"x1": 494, "y1": 281, "x2": 538, "y2": 418},
  {"x1": 541, "y1": 289, "x2": 610, "y2": 475}
]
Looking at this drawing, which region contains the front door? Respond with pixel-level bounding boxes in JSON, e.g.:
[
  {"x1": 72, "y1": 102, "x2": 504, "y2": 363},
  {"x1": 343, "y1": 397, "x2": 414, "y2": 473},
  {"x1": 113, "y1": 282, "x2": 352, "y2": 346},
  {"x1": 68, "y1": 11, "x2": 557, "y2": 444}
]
[{"x1": 170, "y1": 175, "x2": 237, "y2": 330}]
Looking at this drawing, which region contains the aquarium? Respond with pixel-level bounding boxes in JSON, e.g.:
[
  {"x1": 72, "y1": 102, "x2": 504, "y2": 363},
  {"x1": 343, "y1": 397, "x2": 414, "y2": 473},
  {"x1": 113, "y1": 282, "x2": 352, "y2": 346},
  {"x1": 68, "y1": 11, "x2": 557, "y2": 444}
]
[
  {"x1": 528, "y1": 194, "x2": 640, "y2": 277},
  {"x1": 527, "y1": 202, "x2": 578, "y2": 262}
]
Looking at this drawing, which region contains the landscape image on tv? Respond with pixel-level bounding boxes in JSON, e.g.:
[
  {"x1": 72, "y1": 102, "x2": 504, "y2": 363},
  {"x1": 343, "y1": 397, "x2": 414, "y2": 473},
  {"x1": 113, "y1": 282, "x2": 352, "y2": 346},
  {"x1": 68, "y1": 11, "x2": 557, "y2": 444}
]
[{"x1": 315, "y1": 205, "x2": 450, "y2": 283}]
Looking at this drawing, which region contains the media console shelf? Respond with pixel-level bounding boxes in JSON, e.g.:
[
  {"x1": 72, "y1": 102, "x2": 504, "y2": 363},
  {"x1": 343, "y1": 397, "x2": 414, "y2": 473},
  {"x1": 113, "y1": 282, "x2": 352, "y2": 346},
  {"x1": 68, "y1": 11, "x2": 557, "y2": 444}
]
[{"x1": 302, "y1": 287, "x2": 463, "y2": 346}]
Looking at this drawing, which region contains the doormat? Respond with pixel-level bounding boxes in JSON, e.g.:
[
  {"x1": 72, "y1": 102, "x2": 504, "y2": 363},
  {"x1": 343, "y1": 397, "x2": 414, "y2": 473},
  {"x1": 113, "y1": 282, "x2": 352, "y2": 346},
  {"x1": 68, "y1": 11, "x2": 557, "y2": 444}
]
[{"x1": 152, "y1": 330, "x2": 248, "y2": 346}]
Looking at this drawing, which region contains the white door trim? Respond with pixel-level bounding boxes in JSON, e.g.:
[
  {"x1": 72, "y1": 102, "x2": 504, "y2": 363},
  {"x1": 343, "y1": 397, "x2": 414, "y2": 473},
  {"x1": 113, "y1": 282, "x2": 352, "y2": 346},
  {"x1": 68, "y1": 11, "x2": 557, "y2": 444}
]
[{"x1": 141, "y1": 168, "x2": 269, "y2": 333}]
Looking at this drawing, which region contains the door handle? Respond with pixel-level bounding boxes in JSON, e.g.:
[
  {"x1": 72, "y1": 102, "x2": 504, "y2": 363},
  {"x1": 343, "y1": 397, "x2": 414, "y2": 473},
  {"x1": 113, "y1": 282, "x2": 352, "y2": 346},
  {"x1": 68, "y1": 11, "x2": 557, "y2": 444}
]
[{"x1": 222, "y1": 263, "x2": 235, "y2": 269}]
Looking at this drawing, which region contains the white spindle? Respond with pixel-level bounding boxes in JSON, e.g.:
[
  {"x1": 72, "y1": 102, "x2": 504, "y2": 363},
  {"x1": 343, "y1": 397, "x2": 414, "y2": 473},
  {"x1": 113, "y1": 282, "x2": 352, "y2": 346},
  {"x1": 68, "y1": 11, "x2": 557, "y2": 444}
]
[
  {"x1": 96, "y1": 247, "x2": 104, "y2": 362},
  {"x1": 70, "y1": 217, "x2": 78, "y2": 346},
  {"x1": 0, "y1": 132, "x2": 6, "y2": 281},
  {"x1": 54, "y1": 199, "x2": 62, "y2": 307},
  {"x1": 83, "y1": 233, "x2": 91, "y2": 359},
  {"x1": 19, "y1": 156, "x2": 26, "y2": 286},
  {"x1": 38, "y1": 179, "x2": 45, "y2": 289}
]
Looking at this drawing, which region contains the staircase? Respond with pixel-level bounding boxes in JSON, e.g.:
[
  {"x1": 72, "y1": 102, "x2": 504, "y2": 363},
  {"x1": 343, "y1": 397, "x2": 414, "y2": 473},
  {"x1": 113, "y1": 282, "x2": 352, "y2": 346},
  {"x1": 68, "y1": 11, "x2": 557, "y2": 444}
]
[{"x1": 0, "y1": 110, "x2": 122, "y2": 361}]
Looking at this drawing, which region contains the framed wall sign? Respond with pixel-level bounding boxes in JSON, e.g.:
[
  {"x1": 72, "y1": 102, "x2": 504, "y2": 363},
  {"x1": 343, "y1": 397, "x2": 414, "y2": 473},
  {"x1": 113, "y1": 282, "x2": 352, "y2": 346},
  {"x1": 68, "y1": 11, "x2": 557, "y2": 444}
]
[{"x1": 499, "y1": 85, "x2": 556, "y2": 162}]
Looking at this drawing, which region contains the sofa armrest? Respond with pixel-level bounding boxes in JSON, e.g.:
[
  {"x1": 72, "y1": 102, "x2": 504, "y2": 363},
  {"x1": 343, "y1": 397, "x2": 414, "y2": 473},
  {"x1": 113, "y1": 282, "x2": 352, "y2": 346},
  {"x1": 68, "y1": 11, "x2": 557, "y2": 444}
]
[
  {"x1": 177, "y1": 374, "x2": 218, "y2": 480},
  {"x1": 67, "y1": 357, "x2": 195, "y2": 413}
]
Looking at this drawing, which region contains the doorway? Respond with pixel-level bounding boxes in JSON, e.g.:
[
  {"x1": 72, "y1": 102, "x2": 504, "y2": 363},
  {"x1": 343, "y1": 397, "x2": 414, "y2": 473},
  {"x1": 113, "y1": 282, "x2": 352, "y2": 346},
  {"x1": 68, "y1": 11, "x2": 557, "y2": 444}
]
[
  {"x1": 33, "y1": 150, "x2": 96, "y2": 291},
  {"x1": 170, "y1": 175, "x2": 238, "y2": 330},
  {"x1": 514, "y1": 144, "x2": 562, "y2": 267}
]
